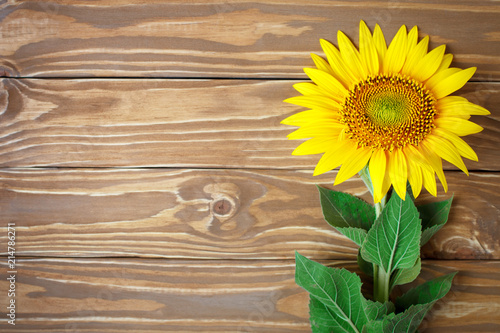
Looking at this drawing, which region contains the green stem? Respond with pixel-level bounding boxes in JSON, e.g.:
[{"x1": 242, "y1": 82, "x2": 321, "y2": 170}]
[
  {"x1": 359, "y1": 166, "x2": 389, "y2": 303},
  {"x1": 374, "y1": 266, "x2": 391, "y2": 303}
]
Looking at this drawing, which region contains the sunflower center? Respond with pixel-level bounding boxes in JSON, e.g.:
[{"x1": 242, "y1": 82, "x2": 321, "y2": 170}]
[
  {"x1": 341, "y1": 74, "x2": 436, "y2": 151},
  {"x1": 366, "y1": 91, "x2": 409, "y2": 127}
]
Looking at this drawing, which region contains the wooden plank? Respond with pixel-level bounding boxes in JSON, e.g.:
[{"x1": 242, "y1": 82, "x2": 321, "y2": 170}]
[
  {"x1": 0, "y1": 1, "x2": 499, "y2": 79},
  {"x1": 0, "y1": 79, "x2": 498, "y2": 169},
  {"x1": 0, "y1": 258, "x2": 498, "y2": 332},
  {"x1": 1, "y1": 168, "x2": 498, "y2": 260}
]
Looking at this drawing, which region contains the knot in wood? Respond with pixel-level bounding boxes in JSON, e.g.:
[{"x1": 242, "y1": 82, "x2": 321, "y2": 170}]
[{"x1": 213, "y1": 199, "x2": 232, "y2": 216}]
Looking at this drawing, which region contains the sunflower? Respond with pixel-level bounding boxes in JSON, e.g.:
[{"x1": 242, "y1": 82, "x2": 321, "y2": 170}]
[{"x1": 282, "y1": 21, "x2": 490, "y2": 203}]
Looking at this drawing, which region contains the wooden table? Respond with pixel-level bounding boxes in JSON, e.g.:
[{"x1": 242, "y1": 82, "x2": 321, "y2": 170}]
[{"x1": 1, "y1": 1, "x2": 499, "y2": 332}]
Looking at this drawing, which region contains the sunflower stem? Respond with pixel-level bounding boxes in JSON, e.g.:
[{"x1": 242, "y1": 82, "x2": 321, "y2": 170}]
[
  {"x1": 359, "y1": 166, "x2": 389, "y2": 303},
  {"x1": 373, "y1": 265, "x2": 390, "y2": 303}
]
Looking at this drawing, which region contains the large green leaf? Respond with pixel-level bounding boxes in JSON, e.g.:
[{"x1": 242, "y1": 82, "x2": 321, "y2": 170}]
[
  {"x1": 364, "y1": 272, "x2": 457, "y2": 332},
  {"x1": 309, "y1": 296, "x2": 394, "y2": 333},
  {"x1": 295, "y1": 252, "x2": 374, "y2": 333},
  {"x1": 317, "y1": 186, "x2": 375, "y2": 230},
  {"x1": 417, "y1": 196, "x2": 453, "y2": 246},
  {"x1": 360, "y1": 193, "x2": 421, "y2": 276},
  {"x1": 395, "y1": 272, "x2": 457, "y2": 311},
  {"x1": 362, "y1": 304, "x2": 432, "y2": 333},
  {"x1": 308, "y1": 295, "x2": 394, "y2": 333},
  {"x1": 317, "y1": 186, "x2": 375, "y2": 246}
]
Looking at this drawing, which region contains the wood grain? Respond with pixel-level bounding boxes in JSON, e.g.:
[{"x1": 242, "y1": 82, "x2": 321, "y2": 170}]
[
  {"x1": 1, "y1": 2, "x2": 499, "y2": 331},
  {"x1": 0, "y1": 79, "x2": 498, "y2": 169},
  {"x1": 0, "y1": 1, "x2": 499, "y2": 79},
  {"x1": 0, "y1": 258, "x2": 498, "y2": 332},
  {"x1": 1, "y1": 168, "x2": 498, "y2": 260}
]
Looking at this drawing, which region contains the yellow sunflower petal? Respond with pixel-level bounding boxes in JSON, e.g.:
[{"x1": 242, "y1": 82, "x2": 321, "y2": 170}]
[
  {"x1": 426, "y1": 135, "x2": 469, "y2": 175},
  {"x1": 418, "y1": 142, "x2": 448, "y2": 193},
  {"x1": 304, "y1": 68, "x2": 348, "y2": 100},
  {"x1": 373, "y1": 24, "x2": 387, "y2": 70},
  {"x1": 292, "y1": 137, "x2": 337, "y2": 155},
  {"x1": 369, "y1": 148, "x2": 387, "y2": 203},
  {"x1": 421, "y1": 165, "x2": 438, "y2": 197},
  {"x1": 388, "y1": 148, "x2": 408, "y2": 200},
  {"x1": 281, "y1": 109, "x2": 339, "y2": 126},
  {"x1": 383, "y1": 25, "x2": 408, "y2": 73},
  {"x1": 335, "y1": 145, "x2": 372, "y2": 185},
  {"x1": 359, "y1": 21, "x2": 380, "y2": 75},
  {"x1": 436, "y1": 99, "x2": 490, "y2": 120},
  {"x1": 436, "y1": 53, "x2": 453, "y2": 73},
  {"x1": 434, "y1": 117, "x2": 484, "y2": 136},
  {"x1": 404, "y1": 144, "x2": 426, "y2": 167},
  {"x1": 430, "y1": 67, "x2": 476, "y2": 99},
  {"x1": 402, "y1": 36, "x2": 429, "y2": 75},
  {"x1": 437, "y1": 97, "x2": 491, "y2": 116},
  {"x1": 320, "y1": 39, "x2": 357, "y2": 87},
  {"x1": 436, "y1": 96, "x2": 472, "y2": 119},
  {"x1": 284, "y1": 95, "x2": 340, "y2": 112},
  {"x1": 407, "y1": 156, "x2": 423, "y2": 199},
  {"x1": 436, "y1": 95, "x2": 468, "y2": 105},
  {"x1": 406, "y1": 26, "x2": 419, "y2": 54},
  {"x1": 293, "y1": 82, "x2": 324, "y2": 96},
  {"x1": 313, "y1": 139, "x2": 355, "y2": 176},
  {"x1": 411, "y1": 44, "x2": 446, "y2": 82},
  {"x1": 404, "y1": 144, "x2": 432, "y2": 198},
  {"x1": 287, "y1": 121, "x2": 344, "y2": 140},
  {"x1": 432, "y1": 128, "x2": 478, "y2": 161},
  {"x1": 462, "y1": 103, "x2": 491, "y2": 116},
  {"x1": 424, "y1": 67, "x2": 461, "y2": 91},
  {"x1": 311, "y1": 53, "x2": 335, "y2": 76},
  {"x1": 338, "y1": 30, "x2": 367, "y2": 80}
]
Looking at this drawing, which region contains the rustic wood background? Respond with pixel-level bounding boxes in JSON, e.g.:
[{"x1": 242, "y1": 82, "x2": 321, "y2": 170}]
[{"x1": 0, "y1": 1, "x2": 499, "y2": 332}]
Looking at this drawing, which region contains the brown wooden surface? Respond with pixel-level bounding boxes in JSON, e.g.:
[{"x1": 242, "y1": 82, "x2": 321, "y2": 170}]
[
  {"x1": 0, "y1": 79, "x2": 498, "y2": 170},
  {"x1": 1, "y1": 1, "x2": 499, "y2": 332},
  {"x1": 0, "y1": 168, "x2": 498, "y2": 260},
  {"x1": 0, "y1": 1, "x2": 499, "y2": 79},
  {"x1": 0, "y1": 259, "x2": 499, "y2": 332}
]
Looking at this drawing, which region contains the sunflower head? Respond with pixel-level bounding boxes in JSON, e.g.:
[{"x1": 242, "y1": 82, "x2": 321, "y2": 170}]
[{"x1": 282, "y1": 21, "x2": 490, "y2": 203}]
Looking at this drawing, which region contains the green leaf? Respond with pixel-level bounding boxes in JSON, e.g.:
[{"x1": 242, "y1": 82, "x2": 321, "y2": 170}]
[
  {"x1": 357, "y1": 249, "x2": 373, "y2": 277},
  {"x1": 417, "y1": 196, "x2": 453, "y2": 245},
  {"x1": 337, "y1": 227, "x2": 368, "y2": 247},
  {"x1": 309, "y1": 295, "x2": 346, "y2": 333},
  {"x1": 362, "y1": 304, "x2": 432, "y2": 333},
  {"x1": 310, "y1": 297, "x2": 394, "y2": 333},
  {"x1": 390, "y1": 258, "x2": 421, "y2": 291},
  {"x1": 295, "y1": 252, "x2": 373, "y2": 333},
  {"x1": 361, "y1": 193, "x2": 421, "y2": 276},
  {"x1": 317, "y1": 186, "x2": 375, "y2": 246},
  {"x1": 317, "y1": 186, "x2": 375, "y2": 230},
  {"x1": 395, "y1": 272, "x2": 457, "y2": 311},
  {"x1": 364, "y1": 273, "x2": 457, "y2": 333}
]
